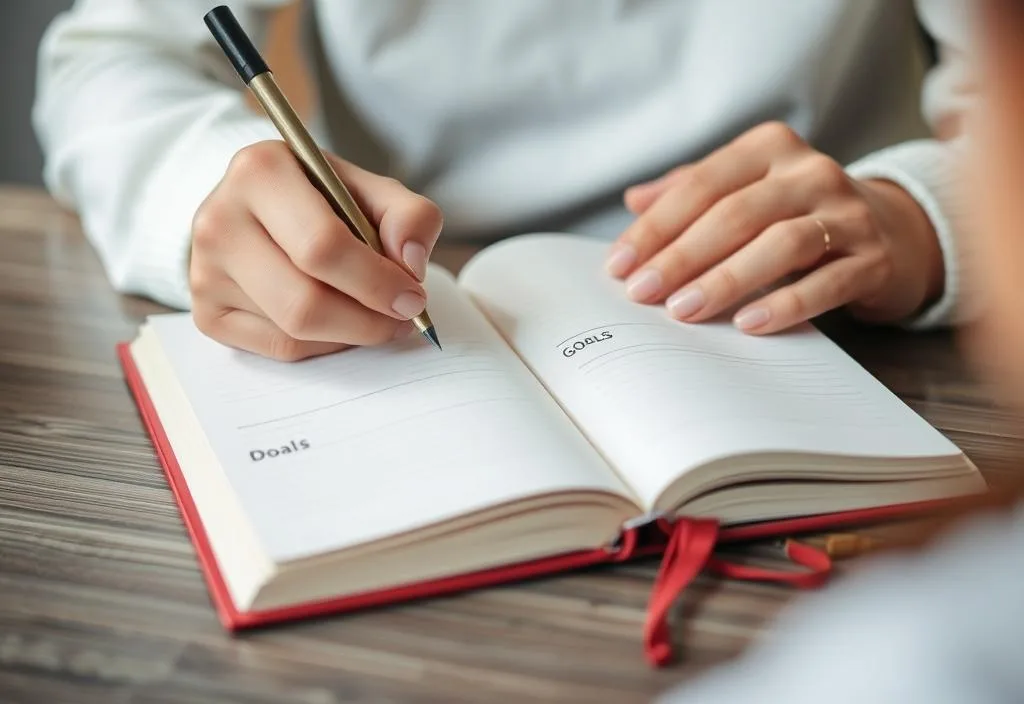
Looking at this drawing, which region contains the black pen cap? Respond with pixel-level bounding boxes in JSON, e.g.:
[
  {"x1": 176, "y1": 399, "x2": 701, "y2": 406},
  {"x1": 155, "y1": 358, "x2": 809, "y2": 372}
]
[{"x1": 204, "y1": 5, "x2": 269, "y2": 84}]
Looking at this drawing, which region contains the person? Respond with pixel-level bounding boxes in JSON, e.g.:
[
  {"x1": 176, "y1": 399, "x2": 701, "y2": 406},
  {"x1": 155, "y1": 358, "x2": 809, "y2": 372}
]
[
  {"x1": 657, "y1": 0, "x2": 1024, "y2": 700},
  {"x1": 33, "y1": 1, "x2": 975, "y2": 361}
]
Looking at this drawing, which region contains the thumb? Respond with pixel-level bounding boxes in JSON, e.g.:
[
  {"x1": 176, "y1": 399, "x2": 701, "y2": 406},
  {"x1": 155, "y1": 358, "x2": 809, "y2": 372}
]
[{"x1": 325, "y1": 153, "x2": 444, "y2": 282}]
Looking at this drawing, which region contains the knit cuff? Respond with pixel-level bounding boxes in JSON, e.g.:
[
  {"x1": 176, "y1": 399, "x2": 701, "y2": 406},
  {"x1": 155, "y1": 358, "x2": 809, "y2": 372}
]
[{"x1": 845, "y1": 139, "x2": 974, "y2": 330}]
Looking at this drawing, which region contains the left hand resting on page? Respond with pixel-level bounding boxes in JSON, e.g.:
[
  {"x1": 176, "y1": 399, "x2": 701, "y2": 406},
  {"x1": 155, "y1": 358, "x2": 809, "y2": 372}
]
[{"x1": 605, "y1": 121, "x2": 944, "y2": 334}]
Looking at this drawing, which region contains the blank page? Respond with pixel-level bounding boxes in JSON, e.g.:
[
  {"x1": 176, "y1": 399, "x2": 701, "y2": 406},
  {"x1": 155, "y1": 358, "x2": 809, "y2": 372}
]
[
  {"x1": 146, "y1": 266, "x2": 633, "y2": 563},
  {"x1": 458, "y1": 235, "x2": 964, "y2": 509}
]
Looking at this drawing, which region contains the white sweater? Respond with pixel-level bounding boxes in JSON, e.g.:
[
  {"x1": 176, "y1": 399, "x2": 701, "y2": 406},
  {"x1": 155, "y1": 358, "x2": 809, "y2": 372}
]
[{"x1": 34, "y1": 0, "x2": 974, "y2": 325}]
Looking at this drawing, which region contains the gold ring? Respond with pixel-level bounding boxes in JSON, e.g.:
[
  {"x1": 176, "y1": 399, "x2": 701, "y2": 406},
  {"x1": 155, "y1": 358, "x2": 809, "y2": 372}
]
[{"x1": 815, "y1": 219, "x2": 831, "y2": 254}]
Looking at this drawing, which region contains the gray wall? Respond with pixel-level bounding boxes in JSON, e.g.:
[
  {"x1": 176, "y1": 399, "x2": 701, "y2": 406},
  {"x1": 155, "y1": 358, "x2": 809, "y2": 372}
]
[{"x1": 1, "y1": 1, "x2": 74, "y2": 186}]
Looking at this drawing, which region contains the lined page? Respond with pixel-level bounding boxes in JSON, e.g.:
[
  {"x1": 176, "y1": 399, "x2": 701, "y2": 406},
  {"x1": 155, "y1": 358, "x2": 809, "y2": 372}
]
[
  {"x1": 458, "y1": 235, "x2": 962, "y2": 508},
  {"x1": 146, "y1": 266, "x2": 633, "y2": 563}
]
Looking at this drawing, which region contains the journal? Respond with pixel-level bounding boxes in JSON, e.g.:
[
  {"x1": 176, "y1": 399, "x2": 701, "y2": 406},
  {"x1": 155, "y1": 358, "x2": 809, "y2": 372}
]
[{"x1": 119, "y1": 234, "x2": 984, "y2": 662}]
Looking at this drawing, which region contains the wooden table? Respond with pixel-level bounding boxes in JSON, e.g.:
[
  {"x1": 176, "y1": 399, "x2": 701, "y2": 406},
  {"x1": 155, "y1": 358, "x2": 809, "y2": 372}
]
[{"x1": 1, "y1": 185, "x2": 1021, "y2": 704}]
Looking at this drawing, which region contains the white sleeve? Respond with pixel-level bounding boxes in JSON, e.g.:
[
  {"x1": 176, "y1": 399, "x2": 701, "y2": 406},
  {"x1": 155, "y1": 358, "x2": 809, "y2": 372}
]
[
  {"x1": 844, "y1": 0, "x2": 980, "y2": 329},
  {"x1": 657, "y1": 502, "x2": 1024, "y2": 704},
  {"x1": 32, "y1": 0, "x2": 287, "y2": 310}
]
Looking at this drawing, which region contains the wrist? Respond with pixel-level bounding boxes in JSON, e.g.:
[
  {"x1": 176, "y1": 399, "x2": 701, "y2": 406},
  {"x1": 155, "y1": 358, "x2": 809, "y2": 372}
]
[{"x1": 854, "y1": 178, "x2": 945, "y2": 322}]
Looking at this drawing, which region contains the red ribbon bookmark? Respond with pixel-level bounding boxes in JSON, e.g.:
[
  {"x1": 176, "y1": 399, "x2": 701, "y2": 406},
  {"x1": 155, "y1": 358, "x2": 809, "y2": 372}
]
[
  {"x1": 643, "y1": 518, "x2": 833, "y2": 667},
  {"x1": 644, "y1": 518, "x2": 719, "y2": 666}
]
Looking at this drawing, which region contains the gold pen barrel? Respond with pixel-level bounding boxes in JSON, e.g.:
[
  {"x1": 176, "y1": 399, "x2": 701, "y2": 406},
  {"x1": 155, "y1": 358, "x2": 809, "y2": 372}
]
[{"x1": 249, "y1": 73, "x2": 381, "y2": 251}]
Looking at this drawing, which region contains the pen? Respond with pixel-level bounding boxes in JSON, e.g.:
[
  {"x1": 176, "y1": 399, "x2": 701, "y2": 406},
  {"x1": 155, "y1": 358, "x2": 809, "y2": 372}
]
[
  {"x1": 775, "y1": 533, "x2": 884, "y2": 560},
  {"x1": 203, "y1": 5, "x2": 441, "y2": 351},
  {"x1": 806, "y1": 533, "x2": 883, "y2": 559}
]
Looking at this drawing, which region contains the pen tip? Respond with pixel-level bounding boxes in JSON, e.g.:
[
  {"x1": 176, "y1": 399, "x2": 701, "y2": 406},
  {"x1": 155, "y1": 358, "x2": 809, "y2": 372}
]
[{"x1": 422, "y1": 326, "x2": 442, "y2": 351}]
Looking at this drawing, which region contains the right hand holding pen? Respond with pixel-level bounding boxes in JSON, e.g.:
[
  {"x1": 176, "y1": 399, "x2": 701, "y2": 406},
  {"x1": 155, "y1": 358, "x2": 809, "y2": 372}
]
[{"x1": 189, "y1": 141, "x2": 443, "y2": 360}]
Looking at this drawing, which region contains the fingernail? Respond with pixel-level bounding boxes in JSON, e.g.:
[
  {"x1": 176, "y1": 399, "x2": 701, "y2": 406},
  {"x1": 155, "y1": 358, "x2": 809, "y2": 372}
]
[
  {"x1": 626, "y1": 268, "x2": 662, "y2": 301},
  {"x1": 606, "y1": 245, "x2": 637, "y2": 278},
  {"x1": 734, "y1": 307, "x2": 771, "y2": 331},
  {"x1": 667, "y1": 287, "x2": 705, "y2": 319},
  {"x1": 392, "y1": 321, "x2": 414, "y2": 340},
  {"x1": 402, "y1": 241, "x2": 428, "y2": 281},
  {"x1": 392, "y1": 292, "x2": 426, "y2": 319}
]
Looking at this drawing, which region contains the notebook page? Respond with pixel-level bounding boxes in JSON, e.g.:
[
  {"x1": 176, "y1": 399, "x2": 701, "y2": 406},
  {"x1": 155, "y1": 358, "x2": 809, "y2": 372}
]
[
  {"x1": 146, "y1": 266, "x2": 633, "y2": 563},
  {"x1": 458, "y1": 234, "x2": 962, "y2": 509}
]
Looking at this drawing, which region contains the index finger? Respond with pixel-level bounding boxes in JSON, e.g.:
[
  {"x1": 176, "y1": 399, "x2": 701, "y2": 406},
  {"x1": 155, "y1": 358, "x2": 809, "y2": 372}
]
[{"x1": 606, "y1": 124, "x2": 794, "y2": 279}]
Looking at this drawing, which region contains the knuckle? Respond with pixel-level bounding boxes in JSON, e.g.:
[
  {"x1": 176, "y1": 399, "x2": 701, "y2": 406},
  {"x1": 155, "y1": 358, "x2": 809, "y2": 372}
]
[
  {"x1": 229, "y1": 140, "x2": 289, "y2": 179},
  {"x1": 717, "y1": 198, "x2": 755, "y2": 234},
  {"x1": 755, "y1": 120, "x2": 799, "y2": 148},
  {"x1": 191, "y1": 201, "x2": 229, "y2": 252},
  {"x1": 415, "y1": 196, "x2": 445, "y2": 238},
  {"x1": 390, "y1": 194, "x2": 445, "y2": 249},
  {"x1": 711, "y1": 266, "x2": 741, "y2": 302},
  {"x1": 188, "y1": 263, "x2": 218, "y2": 300},
  {"x1": 295, "y1": 219, "x2": 344, "y2": 271},
  {"x1": 806, "y1": 154, "x2": 848, "y2": 190},
  {"x1": 191, "y1": 306, "x2": 222, "y2": 339},
  {"x1": 278, "y1": 281, "x2": 322, "y2": 339},
  {"x1": 627, "y1": 216, "x2": 665, "y2": 248},
  {"x1": 680, "y1": 166, "x2": 712, "y2": 199},
  {"x1": 265, "y1": 331, "x2": 307, "y2": 362},
  {"x1": 778, "y1": 286, "x2": 807, "y2": 320}
]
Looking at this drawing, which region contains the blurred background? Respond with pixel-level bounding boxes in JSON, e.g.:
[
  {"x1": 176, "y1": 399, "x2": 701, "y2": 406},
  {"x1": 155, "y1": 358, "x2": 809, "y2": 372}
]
[
  {"x1": 1, "y1": 2, "x2": 935, "y2": 190},
  {"x1": 0, "y1": 1, "x2": 309, "y2": 188},
  {"x1": 1, "y1": 1, "x2": 72, "y2": 186}
]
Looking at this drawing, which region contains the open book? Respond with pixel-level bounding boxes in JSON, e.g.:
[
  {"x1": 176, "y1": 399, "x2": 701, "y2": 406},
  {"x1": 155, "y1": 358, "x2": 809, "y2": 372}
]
[{"x1": 120, "y1": 234, "x2": 984, "y2": 638}]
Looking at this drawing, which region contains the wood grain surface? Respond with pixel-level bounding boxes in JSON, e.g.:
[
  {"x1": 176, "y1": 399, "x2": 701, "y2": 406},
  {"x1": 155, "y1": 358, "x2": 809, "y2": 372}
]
[{"x1": 1, "y1": 185, "x2": 1021, "y2": 704}]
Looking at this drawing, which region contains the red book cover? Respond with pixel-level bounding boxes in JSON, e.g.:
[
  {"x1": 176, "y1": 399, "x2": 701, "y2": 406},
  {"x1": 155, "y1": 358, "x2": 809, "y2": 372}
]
[{"x1": 116, "y1": 341, "x2": 965, "y2": 665}]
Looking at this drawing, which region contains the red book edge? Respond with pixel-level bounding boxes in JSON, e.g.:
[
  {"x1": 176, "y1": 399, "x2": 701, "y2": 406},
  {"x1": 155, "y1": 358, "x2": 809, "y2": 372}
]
[{"x1": 116, "y1": 341, "x2": 965, "y2": 633}]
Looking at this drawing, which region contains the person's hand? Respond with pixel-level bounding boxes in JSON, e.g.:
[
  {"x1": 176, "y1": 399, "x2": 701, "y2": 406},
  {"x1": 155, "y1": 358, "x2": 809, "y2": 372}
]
[
  {"x1": 189, "y1": 140, "x2": 443, "y2": 360},
  {"x1": 605, "y1": 121, "x2": 945, "y2": 334}
]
